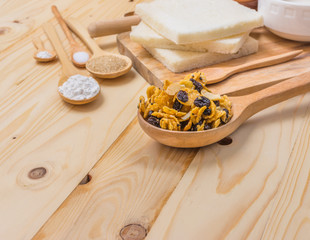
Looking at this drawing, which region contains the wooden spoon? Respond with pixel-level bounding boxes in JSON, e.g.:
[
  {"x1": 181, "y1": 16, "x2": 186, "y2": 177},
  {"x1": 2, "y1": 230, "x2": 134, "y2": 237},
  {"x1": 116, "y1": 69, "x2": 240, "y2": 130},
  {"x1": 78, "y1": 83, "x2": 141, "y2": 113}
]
[
  {"x1": 203, "y1": 50, "x2": 303, "y2": 85},
  {"x1": 51, "y1": 5, "x2": 90, "y2": 68},
  {"x1": 138, "y1": 70, "x2": 310, "y2": 148},
  {"x1": 66, "y1": 17, "x2": 132, "y2": 79},
  {"x1": 43, "y1": 22, "x2": 100, "y2": 105},
  {"x1": 32, "y1": 37, "x2": 56, "y2": 62}
]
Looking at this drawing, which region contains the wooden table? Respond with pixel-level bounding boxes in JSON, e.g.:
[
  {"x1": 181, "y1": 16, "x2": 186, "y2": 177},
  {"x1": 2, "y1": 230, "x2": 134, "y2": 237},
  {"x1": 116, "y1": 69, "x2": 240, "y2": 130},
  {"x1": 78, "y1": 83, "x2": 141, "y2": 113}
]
[{"x1": 1, "y1": 1, "x2": 310, "y2": 239}]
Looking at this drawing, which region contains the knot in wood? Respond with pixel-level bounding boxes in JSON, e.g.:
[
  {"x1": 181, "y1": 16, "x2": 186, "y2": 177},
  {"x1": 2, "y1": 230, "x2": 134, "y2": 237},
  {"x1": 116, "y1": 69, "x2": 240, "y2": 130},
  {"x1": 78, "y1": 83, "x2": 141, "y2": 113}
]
[
  {"x1": 0, "y1": 27, "x2": 10, "y2": 35},
  {"x1": 28, "y1": 167, "x2": 47, "y2": 179},
  {"x1": 120, "y1": 224, "x2": 147, "y2": 240},
  {"x1": 217, "y1": 136, "x2": 233, "y2": 145}
]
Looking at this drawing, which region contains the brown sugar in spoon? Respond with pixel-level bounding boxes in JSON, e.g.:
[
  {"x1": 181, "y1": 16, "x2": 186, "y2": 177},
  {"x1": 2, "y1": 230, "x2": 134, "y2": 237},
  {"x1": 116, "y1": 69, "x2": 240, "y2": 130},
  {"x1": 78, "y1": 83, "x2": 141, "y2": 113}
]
[
  {"x1": 43, "y1": 22, "x2": 100, "y2": 105},
  {"x1": 33, "y1": 37, "x2": 56, "y2": 62},
  {"x1": 66, "y1": 17, "x2": 132, "y2": 79},
  {"x1": 51, "y1": 5, "x2": 90, "y2": 68},
  {"x1": 138, "y1": 70, "x2": 310, "y2": 148}
]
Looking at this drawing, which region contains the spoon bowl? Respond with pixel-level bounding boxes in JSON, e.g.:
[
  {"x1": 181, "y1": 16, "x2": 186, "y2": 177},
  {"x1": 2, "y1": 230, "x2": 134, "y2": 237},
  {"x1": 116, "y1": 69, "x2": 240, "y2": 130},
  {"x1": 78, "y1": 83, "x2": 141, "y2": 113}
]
[
  {"x1": 32, "y1": 37, "x2": 56, "y2": 62},
  {"x1": 57, "y1": 75, "x2": 100, "y2": 105},
  {"x1": 70, "y1": 47, "x2": 90, "y2": 68},
  {"x1": 43, "y1": 22, "x2": 100, "y2": 105},
  {"x1": 66, "y1": 17, "x2": 132, "y2": 79},
  {"x1": 138, "y1": 70, "x2": 310, "y2": 148},
  {"x1": 85, "y1": 53, "x2": 133, "y2": 78}
]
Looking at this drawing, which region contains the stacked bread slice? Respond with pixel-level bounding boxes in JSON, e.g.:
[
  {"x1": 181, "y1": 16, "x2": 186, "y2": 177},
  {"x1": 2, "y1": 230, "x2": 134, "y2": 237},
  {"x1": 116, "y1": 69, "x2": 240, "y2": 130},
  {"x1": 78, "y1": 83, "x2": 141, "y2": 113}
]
[{"x1": 130, "y1": 0, "x2": 263, "y2": 73}]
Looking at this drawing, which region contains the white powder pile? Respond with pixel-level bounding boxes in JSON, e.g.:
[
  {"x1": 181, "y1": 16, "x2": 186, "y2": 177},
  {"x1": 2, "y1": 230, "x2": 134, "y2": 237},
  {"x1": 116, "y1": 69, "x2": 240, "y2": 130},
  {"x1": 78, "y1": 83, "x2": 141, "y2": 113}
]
[
  {"x1": 58, "y1": 74, "x2": 100, "y2": 100},
  {"x1": 73, "y1": 51, "x2": 90, "y2": 64},
  {"x1": 36, "y1": 51, "x2": 52, "y2": 59}
]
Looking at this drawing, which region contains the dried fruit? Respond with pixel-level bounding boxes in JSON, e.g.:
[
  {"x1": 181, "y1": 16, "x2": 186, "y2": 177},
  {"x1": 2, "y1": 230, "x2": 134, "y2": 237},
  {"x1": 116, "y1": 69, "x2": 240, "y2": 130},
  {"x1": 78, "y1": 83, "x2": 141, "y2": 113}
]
[
  {"x1": 190, "y1": 78, "x2": 203, "y2": 93},
  {"x1": 138, "y1": 71, "x2": 232, "y2": 131},
  {"x1": 147, "y1": 116, "x2": 160, "y2": 128},
  {"x1": 203, "y1": 108, "x2": 212, "y2": 116},
  {"x1": 213, "y1": 100, "x2": 220, "y2": 106},
  {"x1": 194, "y1": 96, "x2": 210, "y2": 108},
  {"x1": 223, "y1": 108, "x2": 229, "y2": 119},
  {"x1": 173, "y1": 99, "x2": 183, "y2": 111},
  {"x1": 204, "y1": 124, "x2": 212, "y2": 130},
  {"x1": 177, "y1": 90, "x2": 189, "y2": 102}
]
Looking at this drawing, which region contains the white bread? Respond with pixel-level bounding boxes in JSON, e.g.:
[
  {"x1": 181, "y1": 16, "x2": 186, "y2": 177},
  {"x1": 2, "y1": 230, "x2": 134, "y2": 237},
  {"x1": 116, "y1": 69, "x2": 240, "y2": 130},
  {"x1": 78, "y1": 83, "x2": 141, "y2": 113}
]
[
  {"x1": 135, "y1": 0, "x2": 263, "y2": 44},
  {"x1": 144, "y1": 37, "x2": 258, "y2": 73},
  {"x1": 130, "y1": 22, "x2": 249, "y2": 54}
]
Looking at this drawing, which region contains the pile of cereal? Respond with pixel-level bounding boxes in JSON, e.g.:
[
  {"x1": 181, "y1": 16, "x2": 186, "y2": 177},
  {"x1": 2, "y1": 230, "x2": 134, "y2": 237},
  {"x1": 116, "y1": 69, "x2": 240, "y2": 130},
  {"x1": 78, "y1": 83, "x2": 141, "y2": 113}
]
[{"x1": 138, "y1": 71, "x2": 232, "y2": 131}]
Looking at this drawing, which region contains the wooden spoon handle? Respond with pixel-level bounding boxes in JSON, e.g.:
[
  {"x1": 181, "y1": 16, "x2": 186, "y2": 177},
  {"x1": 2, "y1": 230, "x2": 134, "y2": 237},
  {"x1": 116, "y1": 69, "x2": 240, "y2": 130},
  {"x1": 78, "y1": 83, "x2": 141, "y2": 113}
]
[
  {"x1": 43, "y1": 23, "x2": 76, "y2": 76},
  {"x1": 206, "y1": 50, "x2": 303, "y2": 85},
  {"x1": 51, "y1": 5, "x2": 77, "y2": 46},
  {"x1": 66, "y1": 17, "x2": 104, "y2": 55},
  {"x1": 230, "y1": 50, "x2": 303, "y2": 77},
  {"x1": 87, "y1": 15, "x2": 141, "y2": 37},
  {"x1": 244, "y1": 70, "x2": 310, "y2": 117},
  {"x1": 32, "y1": 37, "x2": 45, "y2": 50}
]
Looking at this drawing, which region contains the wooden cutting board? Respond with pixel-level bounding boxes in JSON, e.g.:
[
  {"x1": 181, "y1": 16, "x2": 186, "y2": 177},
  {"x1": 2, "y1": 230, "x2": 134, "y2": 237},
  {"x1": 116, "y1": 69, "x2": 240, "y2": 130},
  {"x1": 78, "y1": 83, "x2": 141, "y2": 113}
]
[{"x1": 117, "y1": 28, "x2": 310, "y2": 95}]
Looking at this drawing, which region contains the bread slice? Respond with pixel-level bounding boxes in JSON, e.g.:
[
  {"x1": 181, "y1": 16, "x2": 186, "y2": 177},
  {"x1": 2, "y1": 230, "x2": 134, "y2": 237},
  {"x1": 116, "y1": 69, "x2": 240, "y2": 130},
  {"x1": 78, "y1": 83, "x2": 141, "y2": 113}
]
[
  {"x1": 144, "y1": 37, "x2": 258, "y2": 73},
  {"x1": 130, "y1": 22, "x2": 249, "y2": 54},
  {"x1": 135, "y1": 0, "x2": 263, "y2": 44}
]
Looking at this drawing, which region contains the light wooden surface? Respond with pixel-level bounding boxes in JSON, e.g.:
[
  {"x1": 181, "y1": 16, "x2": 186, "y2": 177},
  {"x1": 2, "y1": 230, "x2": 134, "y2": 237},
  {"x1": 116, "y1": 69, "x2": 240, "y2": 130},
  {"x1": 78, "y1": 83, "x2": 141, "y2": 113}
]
[
  {"x1": 146, "y1": 93, "x2": 310, "y2": 240},
  {"x1": 1, "y1": 1, "x2": 310, "y2": 240},
  {"x1": 0, "y1": 0, "x2": 145, "y2": 239}
]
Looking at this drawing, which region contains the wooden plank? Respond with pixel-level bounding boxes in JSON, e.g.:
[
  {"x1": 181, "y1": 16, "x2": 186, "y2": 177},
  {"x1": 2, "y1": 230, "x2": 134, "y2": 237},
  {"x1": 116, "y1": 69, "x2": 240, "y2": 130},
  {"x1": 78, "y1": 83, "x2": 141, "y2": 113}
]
[
  {"x1": 144, "y1": 93, "x2": 310, "y2": 240},
  {"x1": 33, "y1": 118, "x2": 197, "y2": 239},
  {"x1": 0, "y1": 0, "x2": 141, "y2": 51},
  {"x1": 0, "y1": 0, "x2": 147, "y2": 239},
  {"x1": 117, "y1": 29, "x2": 310, "y2": 95},
  {"x1": 33, "y1": 93, "x2": 310, "y2": 239},
  {"x1": 261, "y1": 98, "x2": 310, "y2": 239}
]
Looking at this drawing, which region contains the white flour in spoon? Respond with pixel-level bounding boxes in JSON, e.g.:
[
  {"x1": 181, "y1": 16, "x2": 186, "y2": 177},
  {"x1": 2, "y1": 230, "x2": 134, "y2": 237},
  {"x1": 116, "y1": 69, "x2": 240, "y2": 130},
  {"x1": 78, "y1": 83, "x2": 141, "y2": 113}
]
[{"x1": 58, "y1": 74, "x2": 100, "y2": 100}]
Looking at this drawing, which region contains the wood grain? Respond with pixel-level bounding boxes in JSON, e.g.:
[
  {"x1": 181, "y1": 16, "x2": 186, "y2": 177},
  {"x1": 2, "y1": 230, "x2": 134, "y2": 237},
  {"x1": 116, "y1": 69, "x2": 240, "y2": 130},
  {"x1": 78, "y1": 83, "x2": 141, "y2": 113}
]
[
  {"x1": 261, "y1": 99, "x2": 310, "y2": 240},
  {"x1": 33, "y1": 89, "x2": 310, "y2": 239},
  {"x1": 0, "y1": 0, "x2": 146, "y2": 239},
  {"x1": 145, "y1": 93, "x2": 310, "y2": 240},
  {"x1": 2, "y1": 0, "x2": 310, "y2": 240},
  {"x1": 117, "y1": 28, "x2": 310, "y2": 95},
  {"x1": 33, "y1": 118, "x2": 197, "y2": 240}
]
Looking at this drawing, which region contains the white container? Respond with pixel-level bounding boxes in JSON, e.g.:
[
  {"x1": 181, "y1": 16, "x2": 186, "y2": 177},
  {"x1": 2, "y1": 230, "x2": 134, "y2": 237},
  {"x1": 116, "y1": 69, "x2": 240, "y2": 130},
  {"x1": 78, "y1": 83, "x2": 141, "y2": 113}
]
[{"x1": 258, "y1": 0, "x2": 310, "y2": 41}]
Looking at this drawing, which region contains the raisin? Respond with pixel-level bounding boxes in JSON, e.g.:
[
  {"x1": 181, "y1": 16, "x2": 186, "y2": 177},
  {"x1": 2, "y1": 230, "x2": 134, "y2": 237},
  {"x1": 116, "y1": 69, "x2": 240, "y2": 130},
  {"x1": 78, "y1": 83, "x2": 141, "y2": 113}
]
[
  {"x1": 194, "y1": 96, "x2": 210, "y2": 108},
  {"x1": 191, "y1": 120, "x2": 204, "y2": 131},
  {"x1": 203, "y1": 108, "x2": 212, "y2": 115},
  {"x1": 223, "y1": 108, "x2": 229, "y2": 121},
  {"x1": 204, "y1": 124, "x2": 212, "y2": 130},
  {"x1": 190, "y1": 78, "x2": 203, "y2": 93},
  {"x1": 147, "y1": 116, "x2": 160, "y2": 128},
  {"x1": 190, "y1": 124, "x2": 197, "y2": 131},
  {"x1": 177, "y1": 90, "x2": 188, "y2": 102},
  {"x1": 173, "y1": 99, "x2": 183, "y2": 111},
  {"x1": 213, "y1": 100, "x2": 220, "y2": 106},
  {"x1": 180, "y1": 120, "x2": 189, "y2": 130},
  {"x1": 220, "y1": 109, "x2": 230, "y2": 124}
]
